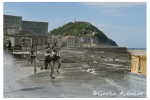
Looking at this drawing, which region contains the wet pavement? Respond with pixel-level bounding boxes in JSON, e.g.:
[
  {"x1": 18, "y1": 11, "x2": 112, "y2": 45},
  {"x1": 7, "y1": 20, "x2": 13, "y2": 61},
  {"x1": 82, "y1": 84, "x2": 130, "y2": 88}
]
[{"x1": 3, "y1": 48, "x2": 146, "y2": 98}]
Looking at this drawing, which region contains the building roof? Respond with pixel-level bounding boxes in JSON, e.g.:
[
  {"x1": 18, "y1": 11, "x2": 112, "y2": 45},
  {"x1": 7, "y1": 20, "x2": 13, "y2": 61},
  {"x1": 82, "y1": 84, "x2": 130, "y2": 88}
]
[
  {"x1": 22, "y1": 20, "x2": 48, "y2": 24},
  {"x1": 4, "y1": 14, "x2": 22, "y2": 18}
]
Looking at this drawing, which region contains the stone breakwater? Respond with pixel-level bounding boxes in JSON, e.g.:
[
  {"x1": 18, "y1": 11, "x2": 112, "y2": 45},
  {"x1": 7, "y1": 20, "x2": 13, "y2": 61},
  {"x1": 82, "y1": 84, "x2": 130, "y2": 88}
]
[{"x1": 78, "y1": 47, "x2": 129, "y2": 53}]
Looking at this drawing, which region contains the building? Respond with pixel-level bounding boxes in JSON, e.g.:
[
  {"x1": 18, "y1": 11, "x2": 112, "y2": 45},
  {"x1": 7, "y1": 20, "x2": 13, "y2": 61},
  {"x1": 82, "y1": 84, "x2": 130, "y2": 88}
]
[
  {"x1": 22, "y1": 21, "x2": 48, "y2": 35},
  {"x1": 80, "y1": 36, "x2": 92, "y2": 47},
  {"x1": 64, "y1": 36, "x2": 92, "y2": 47},
  {"x1": 66, "y1": 36, "x2": 80, "y2": 47},
  {"x1": 4, "y1": 15, "x2": 49, "y2": 50},
  {"x1": 128, "y1": 50, "x2": 146, "y2": 76},
  {"x1": 4, "y1": 15, "x2": 22, "y2": 35}
]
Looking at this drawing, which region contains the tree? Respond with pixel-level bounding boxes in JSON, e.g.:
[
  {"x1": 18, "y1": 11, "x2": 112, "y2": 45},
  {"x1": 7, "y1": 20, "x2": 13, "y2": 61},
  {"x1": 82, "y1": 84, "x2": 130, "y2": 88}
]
[{"x1": 49, "y1": 21, "x2": 117, "y2": 46}]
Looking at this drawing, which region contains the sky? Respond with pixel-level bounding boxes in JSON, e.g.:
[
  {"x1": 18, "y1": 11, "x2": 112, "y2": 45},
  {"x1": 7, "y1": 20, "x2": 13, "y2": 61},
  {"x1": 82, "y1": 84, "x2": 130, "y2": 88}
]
[{"x1": 3, "y1": 2, "x2": 146, "y2": 48}]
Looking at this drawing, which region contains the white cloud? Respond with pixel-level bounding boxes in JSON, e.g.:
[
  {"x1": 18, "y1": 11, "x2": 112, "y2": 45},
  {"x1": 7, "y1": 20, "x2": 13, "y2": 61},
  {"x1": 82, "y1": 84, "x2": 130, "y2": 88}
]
[
  {"x1": 81, "y1": 2, "x2": 145, "y2": 8},
  {"x1": 5, "y1": 9, "x2": 15, "y2": 12},
  {"x1": 101, "y1": 9, "x2": 128, "y2": 16},
  {"x1": 81, "y1": 2, "x2": 145, "y2": 17}
]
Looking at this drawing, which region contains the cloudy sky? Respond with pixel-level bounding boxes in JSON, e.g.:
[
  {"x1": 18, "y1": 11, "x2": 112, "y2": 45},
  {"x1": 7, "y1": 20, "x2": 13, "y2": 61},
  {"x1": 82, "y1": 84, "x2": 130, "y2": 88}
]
[{"x1": 4, "y1": 2, "x2": 146, "y2": 48}]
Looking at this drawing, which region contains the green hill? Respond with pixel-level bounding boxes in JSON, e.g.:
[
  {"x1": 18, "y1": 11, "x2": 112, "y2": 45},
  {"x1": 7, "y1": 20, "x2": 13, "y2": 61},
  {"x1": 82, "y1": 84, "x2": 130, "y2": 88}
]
[{"x1": 49, "y1": 21, "x2": 117, "y2": 46}]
